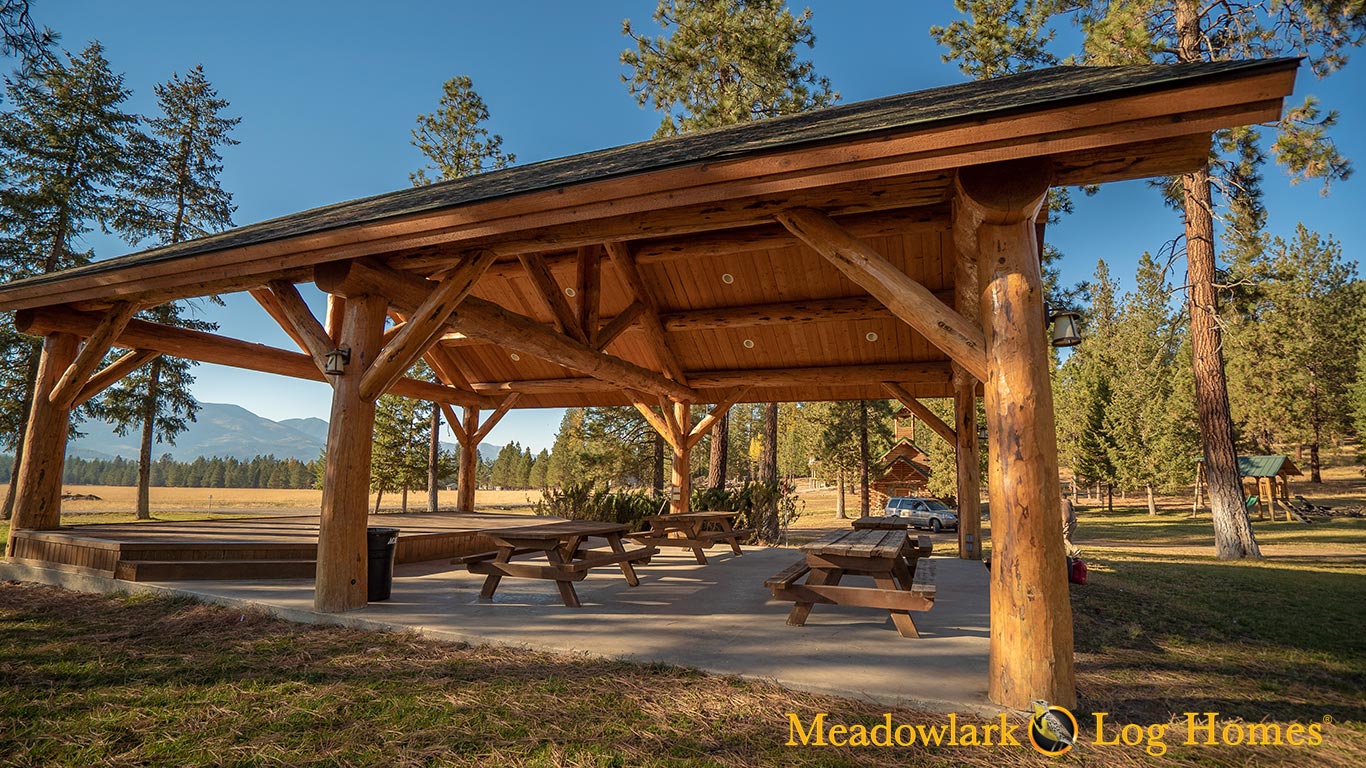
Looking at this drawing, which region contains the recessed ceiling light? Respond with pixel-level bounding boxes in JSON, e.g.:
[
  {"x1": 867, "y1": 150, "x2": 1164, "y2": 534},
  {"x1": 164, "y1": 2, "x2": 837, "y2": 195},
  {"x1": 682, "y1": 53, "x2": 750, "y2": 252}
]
[
  {"x1": 865, "y1": 331, "x2": 879, "y2": 342},
  {"x1": 743, "y1": 339, "x2": 755, "y2": 349},
  {"x1": 721, "y1": 273, "x2": 734, "y2": 284},
  {"x1": 510, "y1": 353, "x2": 521, "y2": 361},
  {"x1": 564, "y1": 287, "x2": 576, "y2": 297}
]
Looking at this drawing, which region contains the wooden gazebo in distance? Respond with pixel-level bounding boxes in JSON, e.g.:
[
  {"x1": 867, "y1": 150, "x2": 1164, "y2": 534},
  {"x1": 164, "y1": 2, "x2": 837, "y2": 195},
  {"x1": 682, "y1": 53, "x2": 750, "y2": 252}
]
[{"x1": 0, "y1": 59, "x2": 1298, "y2": 709}]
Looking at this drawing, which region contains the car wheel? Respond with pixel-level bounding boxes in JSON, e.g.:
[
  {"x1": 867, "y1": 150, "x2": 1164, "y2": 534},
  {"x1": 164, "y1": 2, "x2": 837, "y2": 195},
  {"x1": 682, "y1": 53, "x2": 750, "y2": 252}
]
[{"x1": 930, "y1": 518, "x2": 943, "y2": 533}]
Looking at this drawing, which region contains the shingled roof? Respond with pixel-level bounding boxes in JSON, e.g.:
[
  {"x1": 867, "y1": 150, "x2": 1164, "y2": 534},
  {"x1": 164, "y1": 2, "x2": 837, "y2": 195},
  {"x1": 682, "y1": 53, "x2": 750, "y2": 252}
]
[{"x1": 0, "y1": 57, "x2": 1298, "y2": 296}]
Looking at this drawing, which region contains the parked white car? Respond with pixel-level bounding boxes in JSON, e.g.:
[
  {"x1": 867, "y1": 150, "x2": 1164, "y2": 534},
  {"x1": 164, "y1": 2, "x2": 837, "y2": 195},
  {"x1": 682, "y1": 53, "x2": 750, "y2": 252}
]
[{"x1": 884, "y1": 496, "x2": 959, "y2": 532}]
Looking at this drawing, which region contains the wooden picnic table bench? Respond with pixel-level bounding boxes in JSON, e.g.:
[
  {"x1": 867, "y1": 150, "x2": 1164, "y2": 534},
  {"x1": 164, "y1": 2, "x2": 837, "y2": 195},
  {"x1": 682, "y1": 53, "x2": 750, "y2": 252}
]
[
  {"x1": 850, "y1": 515, "x2": 934, "y2": 570},
  {"x1": 628, "y1": 510, "x2": 752, "y2": 564},
  {"x1": 765, "y1": 528, "x2": 936, "y2": 638},
  {"x1": 453, "y1": 520, "x2": 656, "y2": 607}
]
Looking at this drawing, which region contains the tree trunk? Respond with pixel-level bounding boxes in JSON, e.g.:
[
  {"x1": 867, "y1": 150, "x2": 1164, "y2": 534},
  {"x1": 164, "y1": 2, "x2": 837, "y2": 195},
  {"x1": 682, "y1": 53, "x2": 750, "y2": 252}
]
[
  {"x1": 652, "y1": 432, "x2": 664, "y2": 495},
  {"x1": 1309, "y1": 441, "x2": 1321, "y2": 484},
  {"x1": 428, "y1": 405, "x2": 440, "y2": 512},
  {"x1": 758, "y1": 402, "x2": 779, "y2": 543},
  {"x1": 374, "y1": 489, "x2": 383, "y2": 514},
  {"x1": 1107, "y1": 484, "x2": 1113, "y2": 514},
  {"x1": 1146, "y1": 484, "x2": 1157, "y2": 517},
  {"x1": 707, "y1": 410, "x2": 729, "y2": 490},
  {"x1": 1175, "y1": 0, "x2": 1261, "y2": 560},
  {"x1": 858, "y1": 400, "x2": 870, "y2": 516},
  {"x1": 835, "y1": 471, "x2": 846, "y2": 519},
  {"x1": 401, "y1": 484, "x2": 408, "y2": 513},
  {"x1": 136, "y1": 358, "x2": 163, "y2": 520}
]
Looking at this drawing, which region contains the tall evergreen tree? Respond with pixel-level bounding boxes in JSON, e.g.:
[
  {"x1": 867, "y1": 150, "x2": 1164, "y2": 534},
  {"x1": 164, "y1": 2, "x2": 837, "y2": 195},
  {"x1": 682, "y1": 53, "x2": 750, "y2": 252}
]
[
  {"x1": 409, "y1": 75, "x2": 514, "y2": 186},
  {"x1": 621, "y1": 0, "x2": 837, "y2": 138},
  {"x1": 101, "y1": 65, "x2": 239, "y2": 519},
  {"x1": 935, "y1": 0, "x2": 1364, "y2": 558},
  {"x1": 0, "y1": 41, "x2": 139, "y2": 519},
  {"x1": 409, "y1": 74, "x2": 512, "y2": 507},
  {"x1": 1105, "y1": 253, "x2": 1193, "y2": 514},
  {"x1": 1228, "y1": 225, "x2": 1359, "y2": 481},
  {"x1": 371, "y1": 394, "x2": 432, "y2": 512},
  {"x1": 620, "y1": 0, "x2": 838, "y2": 489}
]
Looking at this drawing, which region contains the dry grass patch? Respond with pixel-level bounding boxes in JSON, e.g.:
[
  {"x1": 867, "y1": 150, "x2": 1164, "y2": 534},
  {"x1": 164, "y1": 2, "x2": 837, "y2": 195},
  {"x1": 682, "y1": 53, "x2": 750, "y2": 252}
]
[{"x1": 2, "y1": 582, "x2": 1362, "y2": 767}]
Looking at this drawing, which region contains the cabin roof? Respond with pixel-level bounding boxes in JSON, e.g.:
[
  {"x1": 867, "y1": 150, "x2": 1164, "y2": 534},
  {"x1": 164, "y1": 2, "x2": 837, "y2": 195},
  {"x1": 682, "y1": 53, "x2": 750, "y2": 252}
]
[{"x1": 0, "y1": 59, "x2": 1299, "y2": 409}]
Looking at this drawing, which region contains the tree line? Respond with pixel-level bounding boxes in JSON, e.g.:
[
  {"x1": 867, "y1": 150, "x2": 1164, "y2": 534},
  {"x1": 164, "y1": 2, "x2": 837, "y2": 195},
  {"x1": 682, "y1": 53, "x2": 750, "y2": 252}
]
[{"x1": 56, "y1": 455, "x2": 319, "y2": 490}]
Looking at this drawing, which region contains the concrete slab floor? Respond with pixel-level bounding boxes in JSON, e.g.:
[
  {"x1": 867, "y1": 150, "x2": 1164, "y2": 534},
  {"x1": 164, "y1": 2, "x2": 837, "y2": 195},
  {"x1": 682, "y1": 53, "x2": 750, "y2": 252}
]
[{"x1": 2, "y1": 545, "x2": 993, "y2": 714}]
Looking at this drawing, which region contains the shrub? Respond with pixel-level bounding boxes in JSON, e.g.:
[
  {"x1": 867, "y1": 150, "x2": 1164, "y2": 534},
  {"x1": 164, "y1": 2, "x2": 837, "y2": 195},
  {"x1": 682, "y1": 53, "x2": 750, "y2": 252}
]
[{"x1": 533, "y1": 481, "x2": 666, "y2": 530}]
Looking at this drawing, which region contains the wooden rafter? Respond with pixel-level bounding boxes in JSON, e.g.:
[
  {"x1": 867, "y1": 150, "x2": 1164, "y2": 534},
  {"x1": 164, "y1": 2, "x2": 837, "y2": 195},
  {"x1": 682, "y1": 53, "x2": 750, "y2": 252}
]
[
  {"x1": 776, "y1": 207, "x2": 989, "y2": 383},
  {"x1": 259, "y1": 280, "x2": 335, "y2": 374},
  {"x1": 49, "y1": 301, "x2": 138, "y2": 409},
  {"x1": 685, "y1": 387, "x2": 749, "y2": 450},
  {"x1": 467, "y1": 362, "x2": 953, "y2": 395},
  {"x1": 594, "y1": 300, "x2": 644, "y2": 351},
  {"x1": 316, "y1": 259, "x2": 694, "y2": 402},
  {"x1": 882, "y1": 381, "x2": 956, "y2": 444},
  {"x1": 603, "y1": 241, "x2": 689, "y2": 385},
  {"x1": 359, "y1": 250, "x2": 497, "y2": 402},
  {"x1": 250, "y1": 287, "x2": 314, "y2": 359},
  {"x1": 73, "y1": 348, "x2": 160, "y2": 408},
  {"x1": 518, "y1": 252, "x2": 585, "y2": 343},
  {"x1": 576, "y1": 245, "x2": 601, "y2": 348},
  {"x1": 629, "y1": 394, "x2": 680, "y2": 451},
  {"x1": 439, "y1": 403, "x2": 469, "y2": 445},
  {"x1": 17, "y1": 306, "x2": 490, "y2": 407},
  {"x1": 472, "y1": 393, "x2": 521, "y2": 443}
]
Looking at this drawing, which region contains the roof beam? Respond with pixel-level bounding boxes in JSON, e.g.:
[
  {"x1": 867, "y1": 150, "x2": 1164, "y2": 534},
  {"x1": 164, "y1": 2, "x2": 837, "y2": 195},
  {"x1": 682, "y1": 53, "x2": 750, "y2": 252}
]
[
  {"x1": 73, "y1": 349, "x2": 160, "y2": 408},
  {"x1": 48, "y1": 301, "x2": 139, "y2": 409},
  {"x1": 469, "y1": 361, "x2": 953, "y2": 395},
  {"x1": 359, "y1": 249, "x2": 496, "y2": 401},
  {"x1": 576, "y1": 245, "x2": 601, "y2": 348},
  {"x1": 594, "y1": 300, "x2": 644, "y2": 351},
  {"x1": 882, "y1": 381, "x2": 956, "y2": 444},
  {"x1": 315, "y1": 259, "x2": 694, "y2": 402},
  {"x1": 15, "y1": 306, "x2": 491, "y2": 408},
  {"x1": 518, "y1": 252, "x2": 586, "y2": 343},
  {"x1": 604, "y1": 241, "x2": 688, "y2": 385},
  {"x1": 776, "y1": 207, "x2": 988, "y2": 383}
]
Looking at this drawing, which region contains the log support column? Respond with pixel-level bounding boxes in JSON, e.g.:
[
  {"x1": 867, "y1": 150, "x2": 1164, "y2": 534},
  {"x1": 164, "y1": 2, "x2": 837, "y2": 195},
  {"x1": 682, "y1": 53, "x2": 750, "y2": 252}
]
[
  {"x1": 315, "y1": 294, "x2": 387, "y2": 613},
  {"x1": 457, "y1": 408, "x2": 480, "y2": 513},
  {"x1": 953, "y1": 365, "x2": 982, "y2": 560},
  {"x1": 7, "y1": 332, "x2": 79, "y2": 552},
  {"x1": 670, "y1": 400, "x2": 692, "y2": 514},
  {"x1": 956, "y1": 159, "x2": 1075, "y2": 710}
]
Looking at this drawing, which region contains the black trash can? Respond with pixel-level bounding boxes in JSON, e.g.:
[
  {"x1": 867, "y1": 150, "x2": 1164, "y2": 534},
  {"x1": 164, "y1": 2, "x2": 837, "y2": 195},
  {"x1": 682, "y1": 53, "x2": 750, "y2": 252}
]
[{"x1": 367, "y1": 527, "x2": 400, "y2": 601}]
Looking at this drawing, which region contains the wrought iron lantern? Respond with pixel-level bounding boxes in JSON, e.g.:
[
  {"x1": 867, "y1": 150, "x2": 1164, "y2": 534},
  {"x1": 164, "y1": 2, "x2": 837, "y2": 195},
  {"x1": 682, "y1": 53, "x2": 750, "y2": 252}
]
[
  {"x1": 324, "y1": 347, "x2": 351, "y2": 375},
  {"x1": 1047, "y1": 309, "x2": 1082, "y2": 348}
]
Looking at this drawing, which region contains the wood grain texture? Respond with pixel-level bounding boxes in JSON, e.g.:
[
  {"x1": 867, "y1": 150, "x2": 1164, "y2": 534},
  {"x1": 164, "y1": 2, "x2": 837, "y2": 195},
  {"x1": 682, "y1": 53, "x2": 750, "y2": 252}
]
[
  {"x1": 777, "y1": 208, "x2": 988, "y2": 382},
  {"x1": 49, "y1": 301, "x2": 137, "y2": 409},
  {"x1": 316, "y1": 294, "x2": 387, "y2": 613},
  {"x1": 7, "y1": 332, "x2": 78, "y2": 543}
]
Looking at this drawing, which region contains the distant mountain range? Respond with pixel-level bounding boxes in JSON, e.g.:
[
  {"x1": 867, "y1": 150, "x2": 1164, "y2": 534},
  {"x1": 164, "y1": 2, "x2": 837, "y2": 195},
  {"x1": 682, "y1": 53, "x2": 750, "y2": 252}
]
[{"x1": 67, "y1": 402, "x2": 500, "y2": 463}]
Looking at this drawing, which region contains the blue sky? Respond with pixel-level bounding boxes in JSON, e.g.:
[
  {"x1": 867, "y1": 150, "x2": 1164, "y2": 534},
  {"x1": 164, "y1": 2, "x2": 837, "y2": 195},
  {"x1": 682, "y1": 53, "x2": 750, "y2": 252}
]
[{"x1": 38, "y1": 1, "x2": 1366, "y2": 452}]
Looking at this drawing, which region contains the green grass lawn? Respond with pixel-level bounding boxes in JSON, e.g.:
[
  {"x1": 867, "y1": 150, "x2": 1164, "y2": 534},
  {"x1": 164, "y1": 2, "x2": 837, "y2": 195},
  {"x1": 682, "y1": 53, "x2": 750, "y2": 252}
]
[{"x1": 2, "y1": 502, "x2": 1364, "y2": 766}]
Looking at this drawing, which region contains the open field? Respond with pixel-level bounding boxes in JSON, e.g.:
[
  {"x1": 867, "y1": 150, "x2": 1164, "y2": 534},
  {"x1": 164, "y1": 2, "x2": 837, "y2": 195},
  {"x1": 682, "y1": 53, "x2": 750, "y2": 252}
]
[{"x1": 2, "y1": 462, "x2": 1364, "y2": 765}]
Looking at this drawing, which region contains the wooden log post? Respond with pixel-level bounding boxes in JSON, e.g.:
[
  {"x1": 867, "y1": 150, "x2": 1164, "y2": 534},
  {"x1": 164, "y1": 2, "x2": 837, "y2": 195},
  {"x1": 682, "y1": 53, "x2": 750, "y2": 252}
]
[
  {"x1": 315, "y1": 293, "x2": 387, "y2": 613},
  {"x1": 671, "y1": 400, "x2": 692, "y2": 514},
  {"x1": 956, "y1": 159, "x2": 1075, "y2": 710},
  {"x1": 6, "y1": 332, "x2": 79, "y2": 549},
  {"x1": 953, "y1": 366, "x2": 982, "y2": 560},
  {"x1": 457, "y1": 406, "x2": 480, "y2": 513}
]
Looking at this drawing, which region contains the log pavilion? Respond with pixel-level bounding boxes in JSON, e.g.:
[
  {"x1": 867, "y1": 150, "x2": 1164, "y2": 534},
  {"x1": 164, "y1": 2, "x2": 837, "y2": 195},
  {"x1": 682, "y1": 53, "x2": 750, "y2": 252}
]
[{"x1": 0, "y1": 59, "x2": 1297, "y2": 708}]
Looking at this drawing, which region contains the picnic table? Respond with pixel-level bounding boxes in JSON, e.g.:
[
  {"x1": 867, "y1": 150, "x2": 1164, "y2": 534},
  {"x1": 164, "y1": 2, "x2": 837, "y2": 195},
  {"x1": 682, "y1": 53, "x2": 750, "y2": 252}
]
[
  {"x1": 454, "y1": 520, "x2": 656, "y2": 607},
  {"x1": 630, "y1": 510, "x2": 752, "y2": 564},
  {"x1": 850, "y1": 515, "x2": 935, "y2": 565},
  {"x1": 765, "y1": 528, "x2": 936, "y2": 638}
]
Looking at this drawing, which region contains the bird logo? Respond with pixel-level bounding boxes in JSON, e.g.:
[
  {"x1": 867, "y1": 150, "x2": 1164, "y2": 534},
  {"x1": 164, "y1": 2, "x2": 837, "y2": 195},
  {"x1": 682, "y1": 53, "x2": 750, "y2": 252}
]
[{"x1": 1029, "y1": 700, "x2": 1078, "y2": 756}]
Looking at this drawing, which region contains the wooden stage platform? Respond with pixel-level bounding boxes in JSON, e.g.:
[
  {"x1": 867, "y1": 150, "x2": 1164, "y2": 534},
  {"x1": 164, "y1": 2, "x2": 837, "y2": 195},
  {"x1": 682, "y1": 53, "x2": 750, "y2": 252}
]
[{"x1": 7, "y1": 512, "x2": 545, "y2": 582}]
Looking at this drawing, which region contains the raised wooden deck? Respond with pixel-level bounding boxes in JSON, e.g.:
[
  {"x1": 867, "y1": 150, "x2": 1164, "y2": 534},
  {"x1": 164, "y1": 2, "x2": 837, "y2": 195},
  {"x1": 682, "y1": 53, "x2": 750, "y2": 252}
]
[{"x1": 6, "y1": 512, "x2": 547, "y2": 582}]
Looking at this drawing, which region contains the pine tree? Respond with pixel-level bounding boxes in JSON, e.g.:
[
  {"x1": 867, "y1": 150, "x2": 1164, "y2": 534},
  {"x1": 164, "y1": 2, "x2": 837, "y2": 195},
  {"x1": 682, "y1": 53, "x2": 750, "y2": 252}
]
[
  {"x1": 1231, "y1": 225, "x2": 1359, "y2": 481},
  {"x1": 409, "y1": 75, "x2": 513, "y2": 186},
  {"x1": 1105, "y1": 253, "x2": 1194, "y2": 514},
  {"x1": 1055, "y1": 261, "x2": 1120, "y2": 504},
  {"x1": 0, "y1": 41, "x2": 140, "y2": 519},
  {"x1": 409, "y1": 74, "x2": 512, "y2": 503},
  {"x1": 371, "y1": 395, "x2": 431, "y2": 511},
  {"x1": 936, "y1": 1, "x2": 1362, "y2": 559},
  {"x1": 621, "y1": 0, "x2": 837, "y2": 138},
  {"x1": 0, "y1": 1, "x2": 56, "y2": 72},
  {"x1": 101, "y1": 65, "x2": 238, "y2": 519}
]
